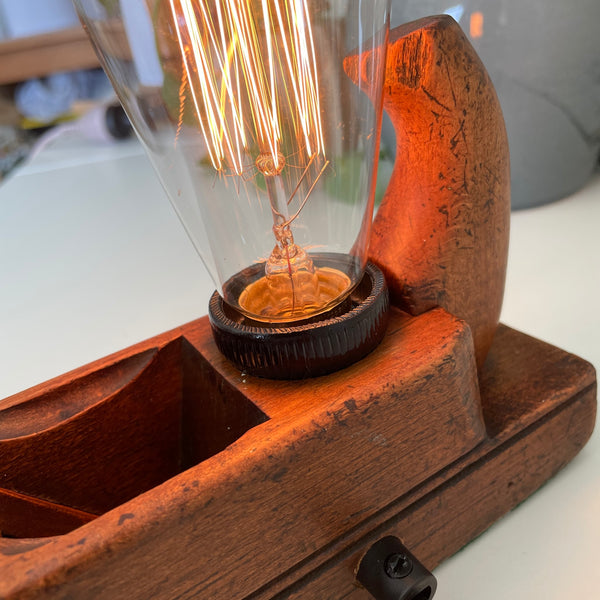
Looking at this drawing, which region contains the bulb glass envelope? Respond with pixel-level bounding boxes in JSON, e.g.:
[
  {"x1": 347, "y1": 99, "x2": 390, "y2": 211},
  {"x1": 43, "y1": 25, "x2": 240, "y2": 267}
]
[{"x1": 74, "y1": 0, "x2": 391, "y2": 322}]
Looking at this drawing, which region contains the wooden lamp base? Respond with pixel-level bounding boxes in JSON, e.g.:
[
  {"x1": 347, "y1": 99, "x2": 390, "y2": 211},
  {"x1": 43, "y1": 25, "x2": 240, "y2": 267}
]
[
  {"x1": 0, "y1": 14, "x2": 596, "y2": 600},
  {"x1": 0, "y1": 310, "x2": 595, "y2": 598}
]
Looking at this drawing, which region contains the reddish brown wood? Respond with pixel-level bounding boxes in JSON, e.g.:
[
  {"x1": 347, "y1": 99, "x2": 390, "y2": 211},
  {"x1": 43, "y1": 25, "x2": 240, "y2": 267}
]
[
  {"x1": 346, "y1": 15, "x2": 510, "y2": 369},
  {"x1": 0, "y1": 489, "x2": 95, "y2": 540},
  {"x1": 0, "y1": 308, "x2": 486, "y2": 598},
  {"x1": 0, "y1": 314, "x2": 595, "y2": 599},
  {"x1": 284, "y1": 374, "x2": 596, "y2": 599},
  {"x1": 0, "y1": 337, "x2": 267, "y2": 529},
  {"x1": 0, "y1": 17, "x2": 594, "y2": 600},
  {"x1": 0, "y1": 344, "x2": 182, "y2": 517},
  {"x1": 272, "y1": 327, "x2": 597, "y2": 599}
]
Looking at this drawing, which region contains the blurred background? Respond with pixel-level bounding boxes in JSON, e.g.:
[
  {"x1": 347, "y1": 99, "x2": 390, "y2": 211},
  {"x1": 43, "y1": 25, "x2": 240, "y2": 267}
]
[
  {"x1": 1, "y1": 0, "x2": 599, "y2": 208},
  {"x1": 0, "y1": 0, "x2": 131, "y2": 181},
  {"x1": 385, "y1": 0, "x2": 600, "y2": 209}
]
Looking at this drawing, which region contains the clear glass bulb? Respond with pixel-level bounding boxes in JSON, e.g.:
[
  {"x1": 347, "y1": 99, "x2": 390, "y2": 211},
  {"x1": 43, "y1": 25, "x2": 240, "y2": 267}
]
[{"x1": 74, "y1": 0, "x2": 391, "y2": 323}]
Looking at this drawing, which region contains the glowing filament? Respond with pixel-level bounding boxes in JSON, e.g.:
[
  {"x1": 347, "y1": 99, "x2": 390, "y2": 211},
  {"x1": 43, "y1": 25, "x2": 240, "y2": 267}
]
[{"x1": 168, "y1": 0, "x2": 326, "y2": 176}]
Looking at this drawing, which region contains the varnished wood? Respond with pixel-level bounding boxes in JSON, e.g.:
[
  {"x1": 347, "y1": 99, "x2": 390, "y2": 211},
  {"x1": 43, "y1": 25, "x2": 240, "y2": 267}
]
[
  {"x1": 346, "y1": 15, "x2": 510, "y2": 369},
  {"x1": 0, "y1": 308, "x2": 484, "y2": 598},
  {"x1": 0, "y1": 488, "x2": 95, "y2": 540},
  {"x1": 0, "y1": 16, "x2": 595, "y2": 600},
  {"x1": 286, "y1": 387, "x2": 596, "y2": 599},
  {"x1": 272, "y1": 326, "x2": 597, "y2": 599},
  {"x1": 0, "y1": 314, "x2": 595, "y2": 599},
  {"x1": 0, "y1": 337, "x2": 267, "y2": 528}
]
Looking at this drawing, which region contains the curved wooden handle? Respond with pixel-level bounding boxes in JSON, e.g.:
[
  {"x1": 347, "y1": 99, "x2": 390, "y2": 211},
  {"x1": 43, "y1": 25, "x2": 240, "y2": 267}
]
[{"x1": 358, "y1": 15, "x2": 510, "y2": 369}]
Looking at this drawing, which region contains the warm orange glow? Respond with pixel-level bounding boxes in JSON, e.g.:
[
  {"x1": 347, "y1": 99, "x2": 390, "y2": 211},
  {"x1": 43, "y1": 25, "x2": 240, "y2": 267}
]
[
  {"x1": 239, "y1": 265, "x2": 350, "y2": 320},
  {"x1": 470, "y1": 11, "x2": 484, "y2": 39},
  {"x1": 168, "y1": 0, "x2": 326, "y2": 176},
  {"x1": 167, "y1": 0, "x2": 333, "y2": 321}
]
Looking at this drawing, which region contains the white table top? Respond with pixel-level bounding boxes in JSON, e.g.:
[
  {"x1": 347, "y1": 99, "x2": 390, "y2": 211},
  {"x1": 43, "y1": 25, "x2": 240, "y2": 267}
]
[{"x1": 1, "y1": 134, "x2": 598, "y2": 599}]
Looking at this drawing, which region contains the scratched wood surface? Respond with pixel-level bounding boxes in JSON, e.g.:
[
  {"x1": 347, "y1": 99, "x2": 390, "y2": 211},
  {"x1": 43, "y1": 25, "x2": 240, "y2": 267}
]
[
  {"x1": 0, "y1": 15, "x2": 595, "y2": 600},
  {"x1": 0, "y1": 314, "x2": 595, "y2": 599},
  {"x1": 275, "y1": 326, "x2": 597, "y2": 598},
  {"x1": 346, "y1": 15, "x2": 511, "y2": 370},
  {"x1": 0, "y1": 307, "x2": 485, "y2": 598}
]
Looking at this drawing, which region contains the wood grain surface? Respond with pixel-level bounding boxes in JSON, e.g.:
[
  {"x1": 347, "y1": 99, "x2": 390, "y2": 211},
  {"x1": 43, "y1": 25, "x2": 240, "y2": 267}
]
[
  {"x1": 346, "y1": 15, "x2": 510, "y2": 369},
  {"x1": 0, "y1": 312, "x2": 596, "y2": 599},
  {"x1": 0, "y1": 308, "x2": 486, "y2": 599},
  {"x1": 0, "y1": 16, "x2": 594, "y2": 600}
]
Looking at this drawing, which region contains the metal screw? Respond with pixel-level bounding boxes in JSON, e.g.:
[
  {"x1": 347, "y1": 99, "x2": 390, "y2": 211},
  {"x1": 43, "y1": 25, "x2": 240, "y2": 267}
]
[{"x1": 384, "y1": 553, "x2": 413, "y2": 579}]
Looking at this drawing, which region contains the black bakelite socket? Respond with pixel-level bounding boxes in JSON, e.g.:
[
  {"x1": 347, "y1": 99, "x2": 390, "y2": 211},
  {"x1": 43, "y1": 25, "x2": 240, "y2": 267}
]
[
  {"x1": 356, "y1": 536, "x2": 437, "y2": 600},
  {"x1": 209, "y1": 261, "x2": 389, "y2": 379}
]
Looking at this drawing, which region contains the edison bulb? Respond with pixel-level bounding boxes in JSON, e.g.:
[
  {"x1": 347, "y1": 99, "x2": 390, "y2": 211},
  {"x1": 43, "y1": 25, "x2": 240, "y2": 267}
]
[{"x1": 73, "y1": 0, "x2": 391, "y2": 324}]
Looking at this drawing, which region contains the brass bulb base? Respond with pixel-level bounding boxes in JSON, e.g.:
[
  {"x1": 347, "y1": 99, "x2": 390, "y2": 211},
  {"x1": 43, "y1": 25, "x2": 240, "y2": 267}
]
[{"x1": 208, "y1": 262, "x2": 390, "y2": 379}]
